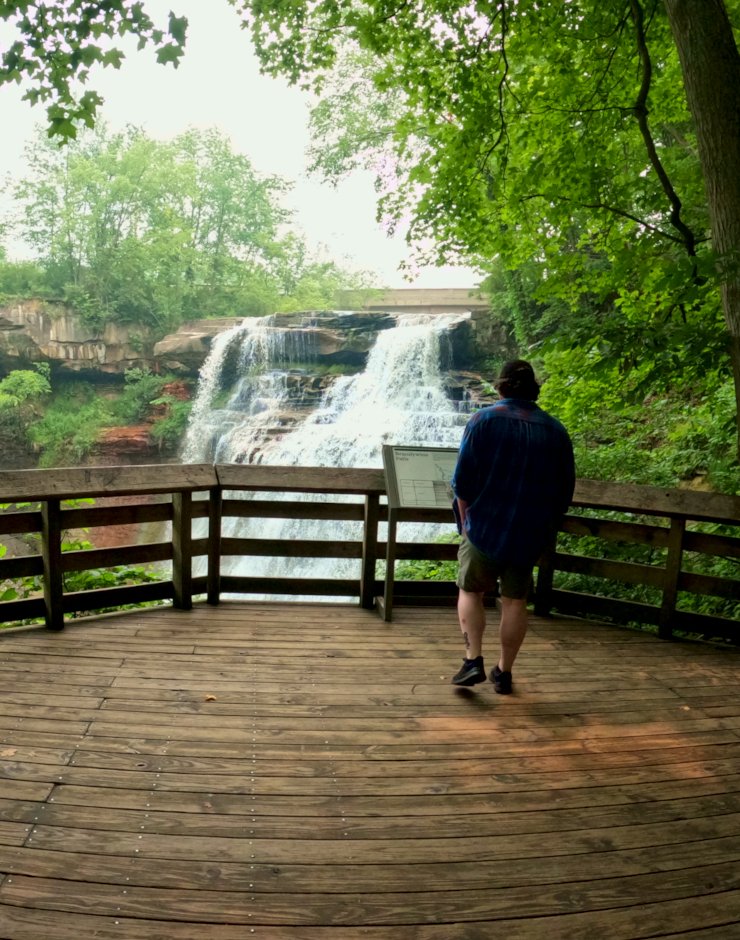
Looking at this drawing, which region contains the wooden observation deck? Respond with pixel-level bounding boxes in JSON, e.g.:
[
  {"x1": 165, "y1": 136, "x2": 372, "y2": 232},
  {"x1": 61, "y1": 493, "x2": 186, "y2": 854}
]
[
  {"x1": 2, "y1": 601, "x2": 740, "y2": 937},
  {"x1": 1, "y1": 464, "x2": 739, "y2": 936}
]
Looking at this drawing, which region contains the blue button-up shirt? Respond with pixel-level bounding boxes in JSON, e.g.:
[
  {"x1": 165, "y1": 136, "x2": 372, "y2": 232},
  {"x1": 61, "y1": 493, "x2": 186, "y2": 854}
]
[{"x1": 452, "y1": 398, "x2": 575, "y2": 566}]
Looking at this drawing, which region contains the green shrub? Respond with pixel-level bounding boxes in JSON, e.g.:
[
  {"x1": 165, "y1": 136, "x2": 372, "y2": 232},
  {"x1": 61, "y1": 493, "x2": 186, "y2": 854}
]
[
  {"x1": 113, "y1": 368, "x2": 168, "y2": 423},
  {"x1": 395, "y1": 532, "x2": 460, "y2": 582},
  {"x1": 0, "y1": 500, "x2": 165, "y2": 626},
  {"x1": 30, "y1": 385, "x2": 109, "y2": 467},
  {"x1": 150, "y1": 398, "x2": 193, "y2": 448}
]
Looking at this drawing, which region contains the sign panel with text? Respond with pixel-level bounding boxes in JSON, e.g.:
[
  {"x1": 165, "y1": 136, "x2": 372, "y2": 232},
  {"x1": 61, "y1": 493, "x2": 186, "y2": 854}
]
[{"x1": 382, "y1": 444, "x2": 459, "y2": 509}]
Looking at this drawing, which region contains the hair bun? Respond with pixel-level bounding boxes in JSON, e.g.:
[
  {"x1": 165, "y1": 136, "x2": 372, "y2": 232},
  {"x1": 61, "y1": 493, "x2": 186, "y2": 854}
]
[{"x1": 494, "y1": 359, "x2": 540, "y2": 401}]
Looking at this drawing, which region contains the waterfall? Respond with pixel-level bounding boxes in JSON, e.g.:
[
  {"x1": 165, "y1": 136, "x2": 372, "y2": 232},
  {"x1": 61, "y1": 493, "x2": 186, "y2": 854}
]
[
  {"x1": 181, "y1": 315, "x2": 321, "y2": 465},
  {"x1": 181, "y1": 312, "x2": 470, "y2": 595}
]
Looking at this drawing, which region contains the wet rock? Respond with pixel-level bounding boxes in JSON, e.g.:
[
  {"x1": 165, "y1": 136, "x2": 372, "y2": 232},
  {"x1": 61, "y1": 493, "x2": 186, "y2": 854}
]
[
  {"x1": 444, "y1": 371, "x2": 497, "y2": 408},
  {"x1": 92, "y1": 425, "x2": 155, "y2": 459}
]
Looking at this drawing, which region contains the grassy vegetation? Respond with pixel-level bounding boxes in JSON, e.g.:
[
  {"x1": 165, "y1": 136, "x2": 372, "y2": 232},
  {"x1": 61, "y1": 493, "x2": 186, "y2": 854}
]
[{"x1": 26, "y1": 370, "x2": 192, "y2": 467}]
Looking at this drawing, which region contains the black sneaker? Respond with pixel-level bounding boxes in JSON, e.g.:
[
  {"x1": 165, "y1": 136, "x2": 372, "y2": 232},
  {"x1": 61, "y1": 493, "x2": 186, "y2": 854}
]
[
  {"x1": 451, "y1": 656, "x2": 486, "y2": 687},
  {"x1": 491, "y1": 665, "x2": 513, "y2": 695}
]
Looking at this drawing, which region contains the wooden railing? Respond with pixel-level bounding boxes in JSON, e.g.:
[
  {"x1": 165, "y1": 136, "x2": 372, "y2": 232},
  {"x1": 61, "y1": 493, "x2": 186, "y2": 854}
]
[{"x1": 0, "y1": 465, "x2": 738, "y2": 641}]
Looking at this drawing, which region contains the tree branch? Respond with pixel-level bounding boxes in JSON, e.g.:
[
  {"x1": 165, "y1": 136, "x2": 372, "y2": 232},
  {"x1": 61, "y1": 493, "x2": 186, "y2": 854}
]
[
  {"x1": 521, "y1": 192, "x2": 689, "y2": 244},
  {"x1": 476, "y1": 2, "x2": 510, "y2": 182},
  {"x1": 586, "y1": 5, "x2": 632, "y2": 108},
  {"x1": 629, "y1": 0, "x2": 698, "y2": 259}
]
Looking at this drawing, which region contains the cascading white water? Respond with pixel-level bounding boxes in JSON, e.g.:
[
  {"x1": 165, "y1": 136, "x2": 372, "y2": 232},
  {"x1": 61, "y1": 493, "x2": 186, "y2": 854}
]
[
  {"x1": 181, "y1": 312, "x2": 470, "y2": 595},
  {"x1": 182, "y1": 315, "x2": 320, "y2": 465}
]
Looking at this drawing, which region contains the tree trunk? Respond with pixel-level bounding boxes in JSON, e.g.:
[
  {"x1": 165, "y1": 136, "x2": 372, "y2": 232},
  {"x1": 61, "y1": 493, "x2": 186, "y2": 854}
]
[{"x1": 663, "y1": 0, "x2": 740, "y2": 459}]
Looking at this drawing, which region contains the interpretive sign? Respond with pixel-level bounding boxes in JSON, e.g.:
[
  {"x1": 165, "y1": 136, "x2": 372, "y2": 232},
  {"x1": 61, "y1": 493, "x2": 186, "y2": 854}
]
[
  {"x1": 379, "y1": 444, "x2": 459, "y2": 621},
  {"x1": 382, "y1": 444, "x2": 459, "y2": 510}
]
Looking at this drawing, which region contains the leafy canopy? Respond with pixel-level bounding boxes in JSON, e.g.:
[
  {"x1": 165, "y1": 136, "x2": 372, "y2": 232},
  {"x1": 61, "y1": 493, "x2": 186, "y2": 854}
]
[
  {"x1": 0, "y1": 1, "x2": 187, "y2": 139},
  {"x1": 243, "y1": 3, "x2": 727, "y2": 377},
  {"x1": 242, "y1": 2, "x2": 708, "y2": 275}
]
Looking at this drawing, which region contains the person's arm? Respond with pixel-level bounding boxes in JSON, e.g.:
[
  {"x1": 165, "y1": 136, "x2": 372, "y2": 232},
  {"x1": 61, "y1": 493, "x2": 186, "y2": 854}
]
[
  {"x1": 452, "y1": 417, "x2": 482, "y2": 535},
  {"x1": 455, "y1": 496, "x2": 469, "y2": 531}
]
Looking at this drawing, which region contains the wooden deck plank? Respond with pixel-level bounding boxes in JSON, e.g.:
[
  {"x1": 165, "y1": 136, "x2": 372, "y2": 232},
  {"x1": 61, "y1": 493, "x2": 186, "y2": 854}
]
[
  {"x1": 4, "y1": 861, "x2": 740, "y2": 925},
  {"x1": 70, "y1": 716, "x2": 740, "y2": 744},
  {"x1": 9, "y1": 793, "x2": 740, "y2": 845},
  {"x1": 2, "y1": 832, "x2": 740, "y2": 892},
  {"x1": 2, "y1": 891, "x2": 740, "y2": 939},
  {"x1": 2, "y1": 600, "x2": 740, "y2": 937},
  {"x1": 17, "y1": 811, "x2": 740, "y2": 865},
  {"x1": 0, "y1": 822, "x2": 32, "y2": 847},
  {"x1": 8, "y1": 773, "x2": 740, "y2": 821},
  {"x1": 3, "y1": 728, "x2": 738, "y2": 763},
  {"x1": 40, "y1": 781, "x2": 740, "y2": 819},
  {"x1": 55, "y1": 741, "x2": 740, "y2": 776},
  {"x1": 6, "y1": 756, "x2": 740, "y2": 795}
]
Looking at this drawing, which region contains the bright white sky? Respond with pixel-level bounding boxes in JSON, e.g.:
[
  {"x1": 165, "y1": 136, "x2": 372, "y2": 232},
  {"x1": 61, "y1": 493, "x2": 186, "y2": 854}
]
[{"x1": 0, "y1": 0, "x2": 480, "y2": 289}]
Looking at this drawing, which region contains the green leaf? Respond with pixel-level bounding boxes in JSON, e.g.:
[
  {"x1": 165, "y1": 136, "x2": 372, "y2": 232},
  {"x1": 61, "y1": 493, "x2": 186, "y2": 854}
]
[
  {"x1": 168, "y1": 14, "x2": 188, "y2": 46},
  {"x1": 156, "y1": 43, "x2": 183, "y2": 66}
]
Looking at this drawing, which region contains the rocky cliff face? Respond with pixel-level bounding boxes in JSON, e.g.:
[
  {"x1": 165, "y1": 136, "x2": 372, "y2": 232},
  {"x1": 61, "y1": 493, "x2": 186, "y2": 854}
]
[
  {"x1": 153, "y1": 310, "x2": 504, "y2": 378},
  {"x1": 0, "y1": 303, "x2": 403, "y2": 377},
  {"x1": 0, "y1": 302, "x2": 509, "y2": 383},
  {"x1": 152, "y1": 312, "x2": 401, "y2": 374},
  {"x1": 0, "y1": 300, "x2": 154, "y2": 375}
]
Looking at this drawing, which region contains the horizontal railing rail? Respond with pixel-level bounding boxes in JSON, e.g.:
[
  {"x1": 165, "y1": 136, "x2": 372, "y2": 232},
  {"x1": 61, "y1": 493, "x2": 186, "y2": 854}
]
[{"x1": 0, "y1": 464, "x2": 738, "y2": 641}]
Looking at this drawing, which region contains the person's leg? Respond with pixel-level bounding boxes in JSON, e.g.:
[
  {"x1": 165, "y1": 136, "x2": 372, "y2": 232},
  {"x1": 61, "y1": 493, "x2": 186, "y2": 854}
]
[
  {"x1": 497, "y1": 595, "x2": 528, "y2": 672},
  {"x1": 452, "y1": 539, "x2": 498, "y2": 686},
  {"x1": 451, "y1": 588, "x2": 487, "y2": 686},
  {"x1": 457, "y1": 589, "x2": 486, "y2": 658}
]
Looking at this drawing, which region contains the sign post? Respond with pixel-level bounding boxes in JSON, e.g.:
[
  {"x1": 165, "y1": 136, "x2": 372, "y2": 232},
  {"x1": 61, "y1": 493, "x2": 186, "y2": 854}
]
[{"x1": 380, "y1": 444, "x2": 459, "y2": 621}]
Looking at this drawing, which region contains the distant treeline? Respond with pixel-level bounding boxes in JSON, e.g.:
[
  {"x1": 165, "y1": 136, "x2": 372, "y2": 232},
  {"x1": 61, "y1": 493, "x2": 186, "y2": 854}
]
[{"x1": 0, "y1": 125, "x2": 373, "y2": 335}]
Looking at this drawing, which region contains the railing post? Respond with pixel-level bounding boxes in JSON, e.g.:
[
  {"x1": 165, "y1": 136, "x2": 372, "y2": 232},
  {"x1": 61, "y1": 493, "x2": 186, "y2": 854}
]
[
  {"x1": 41, "y1": 498, "x2": 64, "y2": 631},
  {"x1": 360, "y1": 493, "x2": 380, "y2": 609},
  {"x1": 172, "y1": 491, "x2": 193, "y2": 610},
  {"x1": 207, "y1": 486, "x2": 222, "y2": 606},
  {"x1": 380, "y1": 507, "x2": 399, "y2": 622},
  {"x1": 659, "y1": 517, "x2": 686, "y2": 640}
]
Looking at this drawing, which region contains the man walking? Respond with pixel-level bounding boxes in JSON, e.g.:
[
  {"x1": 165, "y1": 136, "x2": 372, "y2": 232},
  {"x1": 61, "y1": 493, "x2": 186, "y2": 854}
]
[{"x1": 450, "y1": 360, "x2": 575, "y2": 693}]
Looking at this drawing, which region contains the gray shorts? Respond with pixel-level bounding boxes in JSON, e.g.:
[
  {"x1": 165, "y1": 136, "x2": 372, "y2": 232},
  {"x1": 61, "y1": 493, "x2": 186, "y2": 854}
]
[{"x1": 456, "y1": 537, "x2": 532, "y2": 599}]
